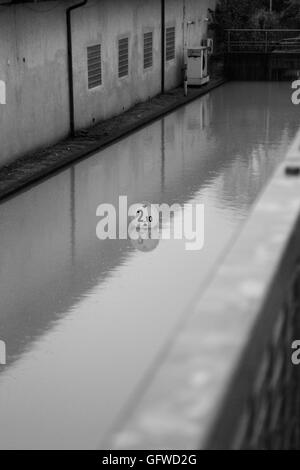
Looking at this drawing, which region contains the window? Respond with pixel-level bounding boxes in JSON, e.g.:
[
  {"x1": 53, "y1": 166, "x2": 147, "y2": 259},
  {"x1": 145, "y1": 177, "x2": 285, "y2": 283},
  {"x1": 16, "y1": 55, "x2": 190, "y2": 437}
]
[
  {"x1": 143, "y1": 31, "x2": 153, "y2": 69},
  {"x1": 166, "y1": 26, "x2": 175, "y2": 61},
  {"x1": 118, "y1": 37, "x2": 129, "y2": 78},
  {"x1": 87, "y1": 44, "x2": 102, "y2": 89}
]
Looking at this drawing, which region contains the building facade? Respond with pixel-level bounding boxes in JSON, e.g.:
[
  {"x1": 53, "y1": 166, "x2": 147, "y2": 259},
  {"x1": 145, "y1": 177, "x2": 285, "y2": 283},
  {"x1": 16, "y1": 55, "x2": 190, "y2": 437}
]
[{"x1": 0, "y1": 0, "x2": 215, "y2": 166}]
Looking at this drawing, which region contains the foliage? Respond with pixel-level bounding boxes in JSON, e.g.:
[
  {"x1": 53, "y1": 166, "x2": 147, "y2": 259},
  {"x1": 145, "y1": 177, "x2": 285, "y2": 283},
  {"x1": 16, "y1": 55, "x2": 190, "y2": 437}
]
[
  {"x1": 280, "y1": 1, "x2": 300, "y2": 28},
  {"x1": 249, "y1": 9, "x2": 280, "y2": 29},
  {"x1": 210, "y1": 0, "x2": 300, "y2": 31},
  {"x1": 210, "y1": 0, "x2": 262, "y2": 31}
]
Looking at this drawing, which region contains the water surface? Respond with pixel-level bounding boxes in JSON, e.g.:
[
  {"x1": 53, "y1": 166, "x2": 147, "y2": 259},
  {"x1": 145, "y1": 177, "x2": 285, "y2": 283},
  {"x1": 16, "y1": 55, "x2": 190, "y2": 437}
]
[{"x1": 0, "y1": 82, "x2": 298, "y2": 449}]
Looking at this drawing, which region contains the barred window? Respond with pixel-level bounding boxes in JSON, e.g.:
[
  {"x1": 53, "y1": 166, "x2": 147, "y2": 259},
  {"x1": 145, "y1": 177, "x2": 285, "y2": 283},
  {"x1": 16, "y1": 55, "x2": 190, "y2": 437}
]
[
  {"x1": 87, "y1": 44, "x2": 102, "y2": 89},
  {"x1": 166, "y1": 26, "x2": 176, "y2": 61},
  {"x1": 144, "y1": 31, "x2": 153, "y2": 69},
  {"x1": 118, "y1": 37, "x2": 129, "y2": 78}
]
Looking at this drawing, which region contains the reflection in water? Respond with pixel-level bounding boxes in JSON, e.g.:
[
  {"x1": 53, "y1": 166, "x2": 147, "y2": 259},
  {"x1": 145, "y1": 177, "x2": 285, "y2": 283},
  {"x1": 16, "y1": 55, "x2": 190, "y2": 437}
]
[{"x1": 0, "y1": 82, "x2": 298, "y2": 449}]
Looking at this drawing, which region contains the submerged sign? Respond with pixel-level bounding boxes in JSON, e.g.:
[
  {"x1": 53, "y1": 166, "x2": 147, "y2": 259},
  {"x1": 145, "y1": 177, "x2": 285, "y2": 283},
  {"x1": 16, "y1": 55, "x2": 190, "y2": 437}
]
[
  {"x1": 96, "y1": 197, "x2": 205, "y2": 251},
  {"x1": 0, "y1": 340, "x2": 6, "y2": 365}
]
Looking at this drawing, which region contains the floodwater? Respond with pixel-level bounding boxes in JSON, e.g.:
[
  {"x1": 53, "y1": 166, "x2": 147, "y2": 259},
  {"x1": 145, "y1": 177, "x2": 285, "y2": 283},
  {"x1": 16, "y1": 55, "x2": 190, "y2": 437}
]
[{"x1": 0, "y1": 82, "x2": 298, "y2": 449}]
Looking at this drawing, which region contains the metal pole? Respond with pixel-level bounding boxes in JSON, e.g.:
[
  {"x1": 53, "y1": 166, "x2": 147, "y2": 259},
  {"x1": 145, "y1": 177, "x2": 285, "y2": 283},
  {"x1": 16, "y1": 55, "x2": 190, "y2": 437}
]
[
  {"x1": 270, "y1": 0, "x2": 272, "y2": 12},
  {"x1": 66, "y1": 0, "x2": 88, "y2": 136},
  {"x1": 183, "y1": 0, "x2": 188, "y2": 96},
  {"x1": 184, "y1": 63, "x2": 188, "y2": 97},
  {"x1": 161, "y1": 0, "x2": 165, "y2": 94}
]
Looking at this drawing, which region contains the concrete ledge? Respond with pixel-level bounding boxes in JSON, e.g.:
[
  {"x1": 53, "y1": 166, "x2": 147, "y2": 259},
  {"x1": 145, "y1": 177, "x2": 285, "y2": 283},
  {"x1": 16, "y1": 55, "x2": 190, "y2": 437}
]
[
  {"x1": 0, "y1": 77, "x2": 225, "y2": 202},
  {"x1": 107, "y1": 130, "x2": 300, "y2": 450}
]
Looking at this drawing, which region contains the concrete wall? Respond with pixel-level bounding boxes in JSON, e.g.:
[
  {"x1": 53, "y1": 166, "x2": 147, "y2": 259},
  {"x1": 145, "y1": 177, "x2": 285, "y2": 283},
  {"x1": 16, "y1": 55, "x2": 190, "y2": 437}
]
[
  {"x1": 0, "y1": 0, "x2": 215, "y2": 166},
  {"x1": 164, "y1": 0, "x2": 215, "y2": 91},
  {"x1": 73, "y1": 0, "x2": 215, "y2": 129},
  {"x1": 185, "y1": 0, "x2": 214, "y2": 47},
  {"x1": 72, "y1": 0, "x2": 162, "y2": 129},
  {"x1": 0, "y1": 3, "x2": 69, "y2": 166}
]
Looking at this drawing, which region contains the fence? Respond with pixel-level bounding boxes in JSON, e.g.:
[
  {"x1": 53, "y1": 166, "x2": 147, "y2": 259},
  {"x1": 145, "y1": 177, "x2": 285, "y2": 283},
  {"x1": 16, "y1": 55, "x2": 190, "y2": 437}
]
[
  {"x1": 226, "y1": 29, "x2": 300, "y2": 53},
  {"x1": 108, "y1": 130, "x2": 300, "y2": 450}
]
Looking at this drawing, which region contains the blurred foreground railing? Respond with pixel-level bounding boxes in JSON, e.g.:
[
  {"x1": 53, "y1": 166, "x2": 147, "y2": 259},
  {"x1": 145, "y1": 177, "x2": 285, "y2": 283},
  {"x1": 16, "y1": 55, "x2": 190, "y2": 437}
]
[
  {"x1": 226, "y1": 29, "x2": 300, "y2": 53},
  {"x1": 108, "y1": 132, "x2": 300, "y2": 450}
]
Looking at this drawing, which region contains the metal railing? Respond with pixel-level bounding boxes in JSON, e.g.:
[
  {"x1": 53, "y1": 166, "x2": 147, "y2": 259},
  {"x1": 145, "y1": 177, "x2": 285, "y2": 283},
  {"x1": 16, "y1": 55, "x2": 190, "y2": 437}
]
[
  {"x1": 226, "y1": 29, "x2": 300, "y2": 53},
  {"x1": 108, "y1": 131, "x2": 300, "y2": 450}
]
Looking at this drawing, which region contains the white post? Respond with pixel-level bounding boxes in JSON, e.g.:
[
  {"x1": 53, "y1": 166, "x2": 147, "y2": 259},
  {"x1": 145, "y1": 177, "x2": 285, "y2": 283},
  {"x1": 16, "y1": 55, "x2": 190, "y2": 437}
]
[{"x1": 183, "y1": 0, "x2": 188, "y2": 96}]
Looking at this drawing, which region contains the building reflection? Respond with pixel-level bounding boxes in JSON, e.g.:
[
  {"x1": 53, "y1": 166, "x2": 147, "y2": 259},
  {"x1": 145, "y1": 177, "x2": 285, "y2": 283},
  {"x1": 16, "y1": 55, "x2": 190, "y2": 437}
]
[
  {"x1": 0, "y1": 82, "x2": 299, "y2": 449},
  {"x1": 0, "y1": 82, "x2": 298, "y2": 371}
]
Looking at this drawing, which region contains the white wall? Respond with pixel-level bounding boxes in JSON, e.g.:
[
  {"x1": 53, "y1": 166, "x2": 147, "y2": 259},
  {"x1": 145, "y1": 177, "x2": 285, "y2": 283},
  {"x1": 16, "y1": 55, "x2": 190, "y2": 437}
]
[
  {"x1": 0, "y1": 0, "x2": 216, "y2": 166},
  {"x1": 72, "y1": 0, "x2": 162, "y2": 130},
  {"x1": 0, "y1": 3, "x2": 69, "y2": 166}
]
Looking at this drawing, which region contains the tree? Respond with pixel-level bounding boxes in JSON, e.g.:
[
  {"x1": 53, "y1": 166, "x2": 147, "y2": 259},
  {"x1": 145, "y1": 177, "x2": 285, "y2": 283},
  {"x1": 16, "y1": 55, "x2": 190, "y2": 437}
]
[
  {"x1": 210, "y1": 0, "x2": 300, "y2": 32},
  {"x1": 212, "y1": 0, "x2": 262, "y2": 30},
  {"x1": 250, "y1": 9, "x2": 280, "y2": 29},
  {"x1": 209, "y1": 0, "x2": 300, "y2": 52},
  {"x1": 280, "y1": 1, "x2": 300, "y2": 28},
  {"x1": 209, "y1": 0, "x2": 263, "y2": 46},
  {"x1": 271, "y1": 0, "x2": 291, "y2": 13}
]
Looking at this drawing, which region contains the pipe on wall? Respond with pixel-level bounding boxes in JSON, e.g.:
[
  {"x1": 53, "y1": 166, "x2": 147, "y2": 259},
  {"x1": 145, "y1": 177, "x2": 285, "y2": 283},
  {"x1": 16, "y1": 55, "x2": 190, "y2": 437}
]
[
  {"x1": 161, "y1": 0, "x2": 165, "y2": 94},
  {"x1": 66, "y1": 0, "x2": 88, "y2": 136}
]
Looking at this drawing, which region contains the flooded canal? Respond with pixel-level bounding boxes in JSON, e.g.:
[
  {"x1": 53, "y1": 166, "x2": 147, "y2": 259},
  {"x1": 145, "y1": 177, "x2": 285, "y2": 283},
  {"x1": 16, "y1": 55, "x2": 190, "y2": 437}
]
[{"x1": 0, "y1": 82, "x2": 298, "y2": 449}]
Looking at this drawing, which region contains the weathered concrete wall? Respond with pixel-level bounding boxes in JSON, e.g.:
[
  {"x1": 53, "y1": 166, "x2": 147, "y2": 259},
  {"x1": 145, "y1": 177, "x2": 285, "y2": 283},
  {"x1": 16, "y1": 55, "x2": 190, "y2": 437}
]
[
  {"x1": 164, "y1": 0, "x2": 215, "y2": 91},
  {"x1": 225, "y1": 52, "x2": 300, "y2": 81},
  {"x1": 186, "y1": 0, "x2": 215, "y2": 49},
  {"x1": 0, "y1": 0, "x2": 215, "y2": 166},
  {"x1": 73, "y1": 0, "x2": 215, "y2": 129},
  {"x1": 0, "y1": 3, "x2": 69, "y2": 166},
  {"x1": 72, "y1": 0, "x2": 162, "y2": 129}
]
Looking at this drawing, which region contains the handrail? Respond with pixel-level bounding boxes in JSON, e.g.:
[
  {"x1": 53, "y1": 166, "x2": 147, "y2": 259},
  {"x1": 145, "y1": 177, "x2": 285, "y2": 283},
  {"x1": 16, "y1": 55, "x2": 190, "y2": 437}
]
[
  {"x1": 225, "y1": 29, "x2": 300, "y2": 32},
  {"x1": 226, "y1": 29, "x2": 300, "y2": 53}
]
